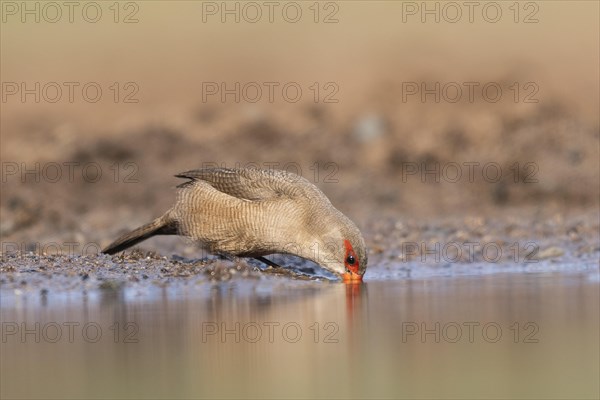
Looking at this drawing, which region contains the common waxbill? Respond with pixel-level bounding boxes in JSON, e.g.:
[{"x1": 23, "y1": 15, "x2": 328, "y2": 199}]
[{"x1": 102, "y1": 167, "x2": 367, "y2": 282}]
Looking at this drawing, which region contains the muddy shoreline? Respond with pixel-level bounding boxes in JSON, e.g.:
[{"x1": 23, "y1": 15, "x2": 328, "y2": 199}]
[{"x1": 2, "y1": 207, "x2": 598, "y2": 294}]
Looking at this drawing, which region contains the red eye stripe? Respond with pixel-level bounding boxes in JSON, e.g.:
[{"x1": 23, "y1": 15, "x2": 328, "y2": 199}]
[{"x1": 343, "y1": 239, "x2": 359, "y2": 274}]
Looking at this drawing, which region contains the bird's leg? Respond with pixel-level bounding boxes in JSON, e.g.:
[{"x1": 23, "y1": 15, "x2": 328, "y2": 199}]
[{"x1": 255, "y1": 256, "x2": 282, "y2": 269}]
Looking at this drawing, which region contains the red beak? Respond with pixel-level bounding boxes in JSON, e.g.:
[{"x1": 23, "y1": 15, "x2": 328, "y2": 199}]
[{"x1": 342, "y1": 271, "x2": 363, "y2": 283}]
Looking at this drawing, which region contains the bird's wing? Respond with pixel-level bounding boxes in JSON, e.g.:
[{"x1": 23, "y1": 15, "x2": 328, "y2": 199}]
[{"x1": 175, "y1": 168, "x2": 329, "y2": 203}]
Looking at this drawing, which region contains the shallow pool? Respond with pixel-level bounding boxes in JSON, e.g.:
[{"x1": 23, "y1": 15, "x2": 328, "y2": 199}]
[{"x1": 1, "y1": 268, "x2": 598, "y2": 399}]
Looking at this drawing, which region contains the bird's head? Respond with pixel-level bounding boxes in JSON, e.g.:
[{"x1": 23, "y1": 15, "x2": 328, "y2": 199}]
[{"x1": 309, "y1": 212, "x2": 368, "y2": 282}]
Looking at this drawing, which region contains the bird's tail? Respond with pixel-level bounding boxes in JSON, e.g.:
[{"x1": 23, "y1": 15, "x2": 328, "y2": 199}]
[{"x1": 102, "y1": 214, "x2": 178, "y2": 255}]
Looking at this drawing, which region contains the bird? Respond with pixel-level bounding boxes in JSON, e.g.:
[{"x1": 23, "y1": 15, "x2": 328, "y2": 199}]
[{"x1": 102, "y1": 167, "x2": 367, "y2": 282}]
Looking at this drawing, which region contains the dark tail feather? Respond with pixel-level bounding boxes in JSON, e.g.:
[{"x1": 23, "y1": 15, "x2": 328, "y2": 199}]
[{"x1": 102, "y1": 215, "x2": 178, "y2": 255}]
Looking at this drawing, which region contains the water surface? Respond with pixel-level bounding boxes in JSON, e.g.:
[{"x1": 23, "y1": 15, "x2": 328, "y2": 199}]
[{"x1": 1, "y1": 270, "x2": 598, "y2": 399}]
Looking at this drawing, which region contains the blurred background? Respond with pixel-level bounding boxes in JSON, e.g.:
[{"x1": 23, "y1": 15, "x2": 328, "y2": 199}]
[
  {"x1": 1, "y1": 1, "x2": 598, "y2": 247},
  {"x1": 1, "y1": 1, "x2": 599, "y2": 399}
]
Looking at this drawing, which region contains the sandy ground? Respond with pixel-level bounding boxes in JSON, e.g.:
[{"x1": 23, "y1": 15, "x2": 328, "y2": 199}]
[{"x1": 1, "y1": 202, "x2": 598, "y2": 294}]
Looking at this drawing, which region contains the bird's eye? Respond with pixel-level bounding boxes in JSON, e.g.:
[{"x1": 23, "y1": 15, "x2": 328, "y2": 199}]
[{"x1": 346, "y1": 255, "x2": 355, "y2": 265}]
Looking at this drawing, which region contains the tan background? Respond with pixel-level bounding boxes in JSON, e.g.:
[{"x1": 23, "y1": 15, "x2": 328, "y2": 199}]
[{"x1": 1, "y1": 0, "x2": 599, "y2": 245}]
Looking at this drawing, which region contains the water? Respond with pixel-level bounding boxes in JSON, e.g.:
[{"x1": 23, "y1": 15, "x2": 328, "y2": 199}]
[{"x1": 1, "y1": 270, "x2": 598, "y2": 399}]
